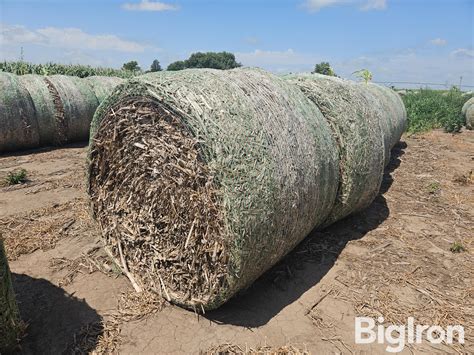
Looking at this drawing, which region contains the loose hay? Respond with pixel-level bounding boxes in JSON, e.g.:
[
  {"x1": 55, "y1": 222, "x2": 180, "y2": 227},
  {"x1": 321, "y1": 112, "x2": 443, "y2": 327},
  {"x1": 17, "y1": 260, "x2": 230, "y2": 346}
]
[
  {"x1": 466, "y1": 102, "x2": 474, "y2": 130},
  {"x1": 88, "y1": 68, "x2": 339, "y2": 310},
  {"x1": 0, "y1": 72, "x2": 39, "y2": 153},
  {"x1": 284, "y1": 73, "x2": 385, "y2": 225},
  {"x1": 0, "y1": 238, "x2": 22, "y2": 353}
]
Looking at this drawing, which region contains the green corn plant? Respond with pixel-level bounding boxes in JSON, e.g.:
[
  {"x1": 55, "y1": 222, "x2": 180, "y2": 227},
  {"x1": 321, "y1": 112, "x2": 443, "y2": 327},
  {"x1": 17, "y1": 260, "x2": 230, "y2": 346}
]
[{"x1": 353, "y1": 69, "x2": 373, "y2": 84}]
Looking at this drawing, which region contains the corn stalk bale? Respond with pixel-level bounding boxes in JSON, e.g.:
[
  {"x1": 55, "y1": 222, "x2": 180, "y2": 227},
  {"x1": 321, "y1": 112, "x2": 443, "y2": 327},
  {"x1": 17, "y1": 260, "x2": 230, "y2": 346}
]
[
  {"x1": 0, "y1": 238, "x2": 21, "y2": 352},
  {"x1": 0, "y1": 72, "x2": 39, "y2": 153},
  {"x1": 87, "y1": 68, "x2": 339, "y2": 310},
  {"x1": 18, "y1": 74, "x2": 64, "y2": 145},
  {"x1": 466, "y1": 104, "x2": 474, "y2": 130},
  {"x1": 47, "y1": 75, "x2": 99, "y2": 143},
  {"x1": 462, "y1": 97, "x2": 474, "y2": 117},
  {"x1": 361, "y1": 83, "x2": 407, "y2": 163},
  {"x1": 284, "y1": 73, "x2": 385, "y2": 226},
  {"x1": 83, "y1": 76, "x2": 124, "y2": 103}
]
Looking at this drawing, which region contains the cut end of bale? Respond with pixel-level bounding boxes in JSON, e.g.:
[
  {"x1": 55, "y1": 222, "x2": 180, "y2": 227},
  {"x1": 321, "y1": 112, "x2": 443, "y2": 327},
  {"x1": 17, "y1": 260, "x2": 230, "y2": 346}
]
[{"x1": 88, "y1": 98, "x2": 229, "y2": 308}]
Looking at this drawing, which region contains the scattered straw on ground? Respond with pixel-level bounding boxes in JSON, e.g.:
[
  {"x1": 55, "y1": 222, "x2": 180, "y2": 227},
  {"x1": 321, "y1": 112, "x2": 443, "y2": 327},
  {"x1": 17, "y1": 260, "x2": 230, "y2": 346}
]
[{"x1": 203, "y1": 343, "x2": 309, "y2": 355}]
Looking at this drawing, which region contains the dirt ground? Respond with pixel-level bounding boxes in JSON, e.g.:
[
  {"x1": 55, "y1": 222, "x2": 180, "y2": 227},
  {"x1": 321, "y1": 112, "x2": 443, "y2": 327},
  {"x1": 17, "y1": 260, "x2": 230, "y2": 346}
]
[{"x1": 1, "y1": 130, "x2": 473, "y2": 354}]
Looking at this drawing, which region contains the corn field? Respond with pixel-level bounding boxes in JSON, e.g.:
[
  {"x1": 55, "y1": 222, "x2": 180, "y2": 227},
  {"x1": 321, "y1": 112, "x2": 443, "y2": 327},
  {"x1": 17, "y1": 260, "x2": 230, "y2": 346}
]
[{"x1": 0, "y1": 61, "x2": 136, "y2": 79}]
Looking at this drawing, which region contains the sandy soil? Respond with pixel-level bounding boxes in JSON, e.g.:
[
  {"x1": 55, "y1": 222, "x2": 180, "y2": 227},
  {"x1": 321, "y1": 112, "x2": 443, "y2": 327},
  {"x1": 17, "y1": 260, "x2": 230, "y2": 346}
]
[{"x1": 0, "y1": 130, "x2": 472, "y2": 354}]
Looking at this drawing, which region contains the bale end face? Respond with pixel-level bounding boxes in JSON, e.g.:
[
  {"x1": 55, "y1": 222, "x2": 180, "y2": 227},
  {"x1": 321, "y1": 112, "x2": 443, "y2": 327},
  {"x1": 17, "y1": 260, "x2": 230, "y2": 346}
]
[{"x1": 88, "y1": 99, "x2": 230, "y2": 309}]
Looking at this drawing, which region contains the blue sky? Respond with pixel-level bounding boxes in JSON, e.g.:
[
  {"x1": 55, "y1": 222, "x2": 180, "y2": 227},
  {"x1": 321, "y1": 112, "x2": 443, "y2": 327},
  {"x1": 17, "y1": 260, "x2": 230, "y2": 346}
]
[{"x1": 1, "y1": 0, "x2": 473, "y2": 88}]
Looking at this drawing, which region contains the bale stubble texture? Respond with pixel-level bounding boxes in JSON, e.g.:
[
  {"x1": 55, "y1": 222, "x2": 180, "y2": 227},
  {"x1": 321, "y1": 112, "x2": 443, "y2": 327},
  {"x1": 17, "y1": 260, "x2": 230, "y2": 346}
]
[
  {"x1": 0, "y1": 238, "x2": 21, "y2": 352},
  {"x1": 284, "y1": 73, "x2": 385, "y2": 226},
  {"x1": 0, "y1": 72, "x2": 39, "y2": 152},
  {"x1": 466, "y1": 104, "x2": 474, "y2": 130},
  {"x1": 88, "y1": 68, "x2": 339, "y2": 310}
]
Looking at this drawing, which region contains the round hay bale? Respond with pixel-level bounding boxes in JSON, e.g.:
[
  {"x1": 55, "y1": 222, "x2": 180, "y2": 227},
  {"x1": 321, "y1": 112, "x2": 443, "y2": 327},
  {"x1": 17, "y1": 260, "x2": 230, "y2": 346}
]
[
  {"x1": 461, "y1": 97, "x2": 474, "y2": 116},
  {"x1": 0, "y1": 239, "x2": 21, "y2": 353},
  {"x1": 47, "y1": 75, "x2": 99, "y2": 143},
  {"x1": 88, "y1": 68, "x2": 339, "y2": 310},
  {"x1": 18, "y1": 74, "x2": 62, "y2": 146},
  {"x1": 83, "y1": 76, "x2": 124, "y2": 103},
  {"x1": 284, "y1": 73, "x2": 385, "y2": 226},
  {"x1": 0, "y1": 72, "x2": 40, "y2": 153},
  {"x1": 362, "y1": 83, "x2": 406, "y2": 163},
  {"x1": 466, "y1": 104, "x2": 474, "y2": 130}
]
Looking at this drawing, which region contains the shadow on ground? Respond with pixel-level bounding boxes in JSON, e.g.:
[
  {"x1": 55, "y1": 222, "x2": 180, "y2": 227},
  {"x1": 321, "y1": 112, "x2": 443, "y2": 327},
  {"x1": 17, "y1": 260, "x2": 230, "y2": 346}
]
[
  {"x1": 11, "y1": 273, "x2": 102, "y2": 355},
  {"x1": 0, "y1": 142, "x2": 88, "y2": 159},
  {"x1": 206, "y1": 141, "x2": 406, "y2": 328}
]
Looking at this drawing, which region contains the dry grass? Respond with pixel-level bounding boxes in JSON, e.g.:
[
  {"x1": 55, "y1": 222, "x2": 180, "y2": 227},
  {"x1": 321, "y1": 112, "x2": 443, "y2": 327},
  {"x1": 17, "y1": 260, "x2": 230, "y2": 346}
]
[
  {"x1": 88, "y1": 99, "x2": 228, "y2": 308},
  {"x1": 0, "y1": 199, "x2": 93, "y2": 260},
  {"x1": 203, "y1": 343, "x2": 309, "y2": 355}
]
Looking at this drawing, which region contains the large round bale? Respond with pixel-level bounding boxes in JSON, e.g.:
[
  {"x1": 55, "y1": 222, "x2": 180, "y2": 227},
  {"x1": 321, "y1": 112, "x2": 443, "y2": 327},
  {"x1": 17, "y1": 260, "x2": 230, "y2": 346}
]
[
  {"x1": 362, "y1": 83, "x2": 406, "y2": 157},
  {"x1": 284, "y1": 73, "x2": 385, "y2": 226},
  {"x1": 47, "y1": 75, "x2": 99, "y2": 143},
  {"x1": 462, "y1": 97, "x2": 474, "y2": 116},
  {"x1": 18, "y1": 74, "x2": 63, "y2": 145},
  {"x1": 0, "y1": 72, "x2": 39, "y2": 153},
  {"x1": 0, "y1": 238, "x2": 21, "y2": 353},
  {"x1": 83, "y1": 76, "x2": 124, "y2": 103},
  {"x1": 88, "y1": 68, "x2": 339, "y2": 310},
  {"x1": 466, "y1": 104, "x2": 474, "y2": 130}
]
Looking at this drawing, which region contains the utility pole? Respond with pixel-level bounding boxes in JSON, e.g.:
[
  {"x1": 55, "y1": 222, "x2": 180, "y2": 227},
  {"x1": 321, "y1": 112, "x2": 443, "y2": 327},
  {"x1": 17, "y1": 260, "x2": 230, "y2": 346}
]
[{"x1": 459, "y1": 76, "x2": 463, "y2": 91}]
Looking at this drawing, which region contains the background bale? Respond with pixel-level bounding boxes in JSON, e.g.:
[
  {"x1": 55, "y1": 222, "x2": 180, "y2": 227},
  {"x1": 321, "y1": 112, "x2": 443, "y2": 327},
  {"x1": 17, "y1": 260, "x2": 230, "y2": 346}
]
[
  {"x1": 0, "y1": 72, "x2": 39, "y2": 153},
  {"x1": 88, "y1": 68, "x2": 339, "y2": 310},
  {"x1": 466, "y1": 104, "x2": 474, "y2": 130},
  {"x1": 18, "y1": 74, "x2": 62, "y2": 145},
  {"x1": 47, "y1": 75, "x2": 99, "y2": 143},
  {"x1": 83, "y1": 76, "x2": 124, "y2": 103},
  {"x1": 462, "y1": 97, "x2": 474, "y2": 116},
  {"x1": 284, "y1": 73, "x2": 385, "y2": 225},
  {"x1": 0, "y1": 239, "x2": 21, "y2": 353}
]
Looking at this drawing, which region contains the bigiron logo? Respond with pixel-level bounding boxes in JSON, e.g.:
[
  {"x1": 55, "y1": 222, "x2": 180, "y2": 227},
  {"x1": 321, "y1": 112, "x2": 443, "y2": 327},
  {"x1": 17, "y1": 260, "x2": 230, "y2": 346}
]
[{"x1": 355, "y1": 316, "x2": 465, "y2": 353}]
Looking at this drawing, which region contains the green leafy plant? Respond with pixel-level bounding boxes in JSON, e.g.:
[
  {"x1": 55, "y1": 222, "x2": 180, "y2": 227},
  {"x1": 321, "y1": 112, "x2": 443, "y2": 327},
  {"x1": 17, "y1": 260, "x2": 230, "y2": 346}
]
[
  {"x1": 450, "y1": 241, "x2": 466, "y2": 253},
  {"x1": 5, "y1": 169, "x2": 27, "y2": 185},
  {"x1": 402, "y1": 88, "x2": 473, "y2": 133},
  {"x1": 353, "y1": 69, "x2": 373, "y2": 84}
]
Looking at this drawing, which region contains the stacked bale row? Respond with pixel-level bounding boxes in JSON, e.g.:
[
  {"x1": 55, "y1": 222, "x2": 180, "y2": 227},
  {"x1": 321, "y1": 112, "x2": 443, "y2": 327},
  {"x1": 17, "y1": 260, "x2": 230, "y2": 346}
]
[
  {"x1": 87, "y1": 68, "x2": 406, "y2": 310},
  {"x1": 462, "y1": 97, "x2": 474, "y2": 129},
  {"x1": 0, "y1": 73, "x2": 124, "y2": 153},
  {"x1": 0, "y1": 238, "x2": 21, "y2": 353}
]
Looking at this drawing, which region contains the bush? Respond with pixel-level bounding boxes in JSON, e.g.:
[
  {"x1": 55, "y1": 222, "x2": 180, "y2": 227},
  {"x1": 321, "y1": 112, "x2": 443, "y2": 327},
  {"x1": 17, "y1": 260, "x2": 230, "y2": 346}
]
[
  {"x1": 0, "y1": 61, "x2": 135, "y2": 78},
  {"x1": 402, "y1": 88, "x2": 473, "y2": 133}
]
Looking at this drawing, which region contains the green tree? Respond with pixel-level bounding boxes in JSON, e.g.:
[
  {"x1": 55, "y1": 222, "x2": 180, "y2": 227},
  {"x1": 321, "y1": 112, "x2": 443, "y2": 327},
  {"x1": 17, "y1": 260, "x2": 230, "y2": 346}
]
[
  {"x1": 167, "y1": 52, "x2": 242, "y2": 71},
  {"x1": 122, "y1": 60, "x2": 141, "y2": 72},
  {"x1": 167, "y1": 60, "x2": 186, "y2": 71},
  {"x1": 150, "y1": 59, "x2": 162, "y2": 72},
  {"x1": 312, "y1": 62, "x2": 336, "y2": 76}
]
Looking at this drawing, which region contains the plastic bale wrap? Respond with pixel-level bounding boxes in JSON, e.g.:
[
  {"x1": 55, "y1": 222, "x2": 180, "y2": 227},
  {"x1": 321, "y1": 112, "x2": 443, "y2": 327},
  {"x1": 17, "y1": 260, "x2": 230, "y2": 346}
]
[
  {"x1": 0, "y1": 72, "x2": 39, "y2": 153},
  {"x1": 83, "y1": 76, "x2": 124, "y2": 103},
  {"x1": 466, "y1": 104, "x2": 474, "y2": 130},
  {"x1": 87, "y1": 68, "x2": 339, "y2": 310},
  {"x1": 0, "y1": 239, "x2": 21, "y2": 353},
  {"x1": 47, "y1": 75, "x2": 99, "y2": 143},
  {"x1": 18, "y1": 74, "x2": 62, "y2": 145},
  {"x1": 284, "y1": 73, "x2": 385, "y2": 226}
]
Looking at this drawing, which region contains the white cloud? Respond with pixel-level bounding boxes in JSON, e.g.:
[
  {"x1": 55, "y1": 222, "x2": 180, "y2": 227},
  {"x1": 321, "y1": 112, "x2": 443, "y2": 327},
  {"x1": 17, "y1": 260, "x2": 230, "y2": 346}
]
[
  {"x1": 430, "y1": 38, "x2": 447, "y2": 46},
  {"x1": 303, "y1": 0, "x2": 386, "y2": 12},
  {"x1": 0, "y1": 23, "x2": 156, "y2": 53},
  {"x1": 121, "y1": 0, "x2": 179, "y2": 11},
  {"x1": 360, "y1": 0, "x2": 386, "y2": 10},
  {"x1": 244, "y1": 37, "x2": 260, "y2": 45},
  {"x1": 451, "y1": 48, "x2": 474, "y2": 58}
]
